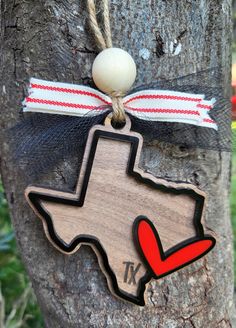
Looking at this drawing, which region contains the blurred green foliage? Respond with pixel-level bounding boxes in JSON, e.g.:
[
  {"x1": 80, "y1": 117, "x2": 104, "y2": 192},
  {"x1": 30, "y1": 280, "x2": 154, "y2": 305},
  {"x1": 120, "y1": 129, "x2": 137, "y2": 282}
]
[{"x1": 0, "y1": 183, "x2": 43, "y2": 328}]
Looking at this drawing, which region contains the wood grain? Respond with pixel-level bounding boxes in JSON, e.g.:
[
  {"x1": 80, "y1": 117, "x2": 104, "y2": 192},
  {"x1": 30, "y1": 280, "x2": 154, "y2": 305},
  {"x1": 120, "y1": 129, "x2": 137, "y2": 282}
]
[{"x1": 25, "y1": 116, "x2": 206, "y2": 304}]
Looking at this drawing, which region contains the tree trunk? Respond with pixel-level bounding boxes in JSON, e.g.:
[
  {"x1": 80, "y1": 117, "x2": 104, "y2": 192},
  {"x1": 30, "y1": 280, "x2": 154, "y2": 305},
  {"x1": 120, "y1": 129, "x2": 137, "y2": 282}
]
[
  {"x1": 234, "y1": 0, "x2": 236, "y2": 43},
  {"x1": 0, "y1": 1, "x2": 235, "y2": 327}
]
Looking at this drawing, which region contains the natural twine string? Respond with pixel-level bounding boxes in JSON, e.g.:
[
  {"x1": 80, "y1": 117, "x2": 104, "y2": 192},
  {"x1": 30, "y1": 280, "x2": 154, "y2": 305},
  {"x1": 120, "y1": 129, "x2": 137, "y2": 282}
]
[{"x1": 87, "y1": 0, "x2": 126, "y2": 122}]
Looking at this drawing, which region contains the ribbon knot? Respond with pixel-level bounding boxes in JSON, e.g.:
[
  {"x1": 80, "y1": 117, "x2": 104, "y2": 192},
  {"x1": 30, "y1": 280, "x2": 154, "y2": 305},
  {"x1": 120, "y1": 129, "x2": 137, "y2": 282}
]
[
  {"x1": 110, "y1": 93, "x2": 125, "y2": 122},
  {"x1": 23, "y1": 78, "x2": 217, "y2": 130}
]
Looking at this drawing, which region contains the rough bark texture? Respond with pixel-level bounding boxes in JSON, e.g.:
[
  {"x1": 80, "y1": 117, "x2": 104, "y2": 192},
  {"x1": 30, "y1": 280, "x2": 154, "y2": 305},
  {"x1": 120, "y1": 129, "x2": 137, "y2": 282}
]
[
  {"x1": 0, "y1": 0, "x2": 235, "y2": 327},
  {"x1": 234, "y1": 0, "x2": 236, "y2": 43}
]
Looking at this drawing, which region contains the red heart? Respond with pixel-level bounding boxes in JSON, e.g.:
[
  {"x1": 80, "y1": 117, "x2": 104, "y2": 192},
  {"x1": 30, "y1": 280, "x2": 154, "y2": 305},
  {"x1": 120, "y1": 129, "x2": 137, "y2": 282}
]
[{"x1": 135, "y1": 218, "x2": 215, "y2": 277}]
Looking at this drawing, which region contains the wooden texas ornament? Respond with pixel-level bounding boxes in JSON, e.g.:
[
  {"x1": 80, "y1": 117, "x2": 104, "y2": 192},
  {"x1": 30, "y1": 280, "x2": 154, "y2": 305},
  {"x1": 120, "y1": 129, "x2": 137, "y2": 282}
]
[{"x1": 25, "y1": 115, "x2": 215, "y2": 306}]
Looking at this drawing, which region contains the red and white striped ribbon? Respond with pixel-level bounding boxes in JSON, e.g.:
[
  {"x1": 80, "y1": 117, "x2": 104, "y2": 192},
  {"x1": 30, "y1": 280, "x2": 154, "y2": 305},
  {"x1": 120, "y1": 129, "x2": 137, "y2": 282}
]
[{"x1": 23, "y1": 78, "x2": 217, "y2": 130}]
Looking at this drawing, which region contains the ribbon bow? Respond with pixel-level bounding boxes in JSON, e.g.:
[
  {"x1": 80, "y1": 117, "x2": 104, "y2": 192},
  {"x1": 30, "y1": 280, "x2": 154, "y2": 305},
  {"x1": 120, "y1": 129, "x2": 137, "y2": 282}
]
[{"x1": 23, "y1": 78, "x2": 217, "y2": 130}]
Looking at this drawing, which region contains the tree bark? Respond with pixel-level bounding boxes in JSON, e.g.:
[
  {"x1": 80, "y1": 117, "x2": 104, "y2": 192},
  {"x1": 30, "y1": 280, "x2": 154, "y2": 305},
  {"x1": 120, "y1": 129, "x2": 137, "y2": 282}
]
[
  {"x1": 0, "y1": 0, "x2": 235, "y2": 327},
  {"x1": 233, "y1": 0, "x2": 236, "y2": 43}
]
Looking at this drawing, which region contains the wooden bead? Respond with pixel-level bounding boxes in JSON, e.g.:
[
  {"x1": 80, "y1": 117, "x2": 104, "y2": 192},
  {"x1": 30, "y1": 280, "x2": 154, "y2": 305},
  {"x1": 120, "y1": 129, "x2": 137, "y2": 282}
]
[{"x1": 92, "y1": 48, "x2": 137, "y2": 95}]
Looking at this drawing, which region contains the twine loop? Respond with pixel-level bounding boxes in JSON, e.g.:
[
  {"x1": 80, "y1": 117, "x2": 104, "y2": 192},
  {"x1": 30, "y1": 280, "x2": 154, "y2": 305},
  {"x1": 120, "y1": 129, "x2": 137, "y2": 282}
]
[
  {"x1": 87, "y1": 0, "x2": 126, "y2": 122},
  {"x1": 87, "y1": 0, "x2": 113, "y2": 50}
]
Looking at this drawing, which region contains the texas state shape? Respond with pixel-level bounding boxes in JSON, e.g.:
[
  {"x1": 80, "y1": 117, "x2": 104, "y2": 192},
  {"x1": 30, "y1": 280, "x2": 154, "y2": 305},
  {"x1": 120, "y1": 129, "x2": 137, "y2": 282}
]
[{"x1": 25, "y1": 116, "x2": 215, "y2": 306}]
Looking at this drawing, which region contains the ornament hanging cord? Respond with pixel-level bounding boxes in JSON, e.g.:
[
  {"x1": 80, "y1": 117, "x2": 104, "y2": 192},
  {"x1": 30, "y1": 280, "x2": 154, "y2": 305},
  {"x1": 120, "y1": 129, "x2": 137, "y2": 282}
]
[
  {"x1": 87, "y1": 0, "x2": 126, "y2": 122},
  {"x1": 87, "y1": 0, "x2": 112, "y2": 50}
]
